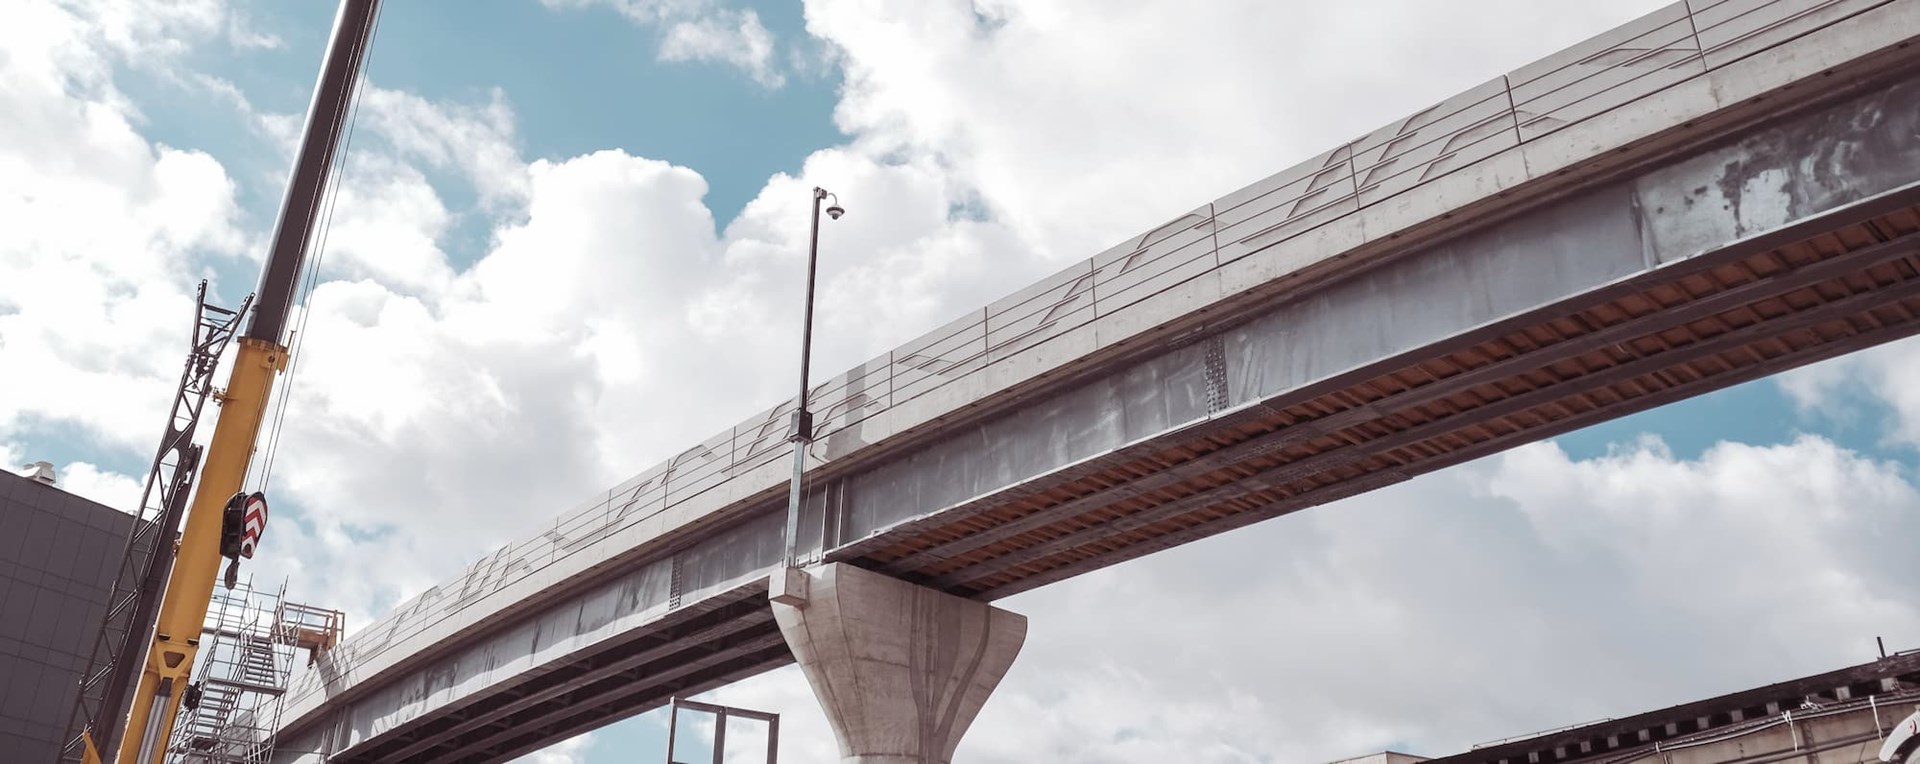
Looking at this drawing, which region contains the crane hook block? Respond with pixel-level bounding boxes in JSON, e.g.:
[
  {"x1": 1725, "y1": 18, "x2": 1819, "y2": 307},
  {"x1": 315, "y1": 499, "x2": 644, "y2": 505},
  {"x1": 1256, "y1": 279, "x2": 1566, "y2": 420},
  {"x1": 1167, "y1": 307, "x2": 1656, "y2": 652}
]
[
  {"x1": 217, "y1": 491, "x2": 270, "y2": 589},
  {"x1": 219, "y1": 492, "x2": 247, "y2": 559},
  {"x1": 218, "y1": 491, "x2": 271, "y2": 559}
]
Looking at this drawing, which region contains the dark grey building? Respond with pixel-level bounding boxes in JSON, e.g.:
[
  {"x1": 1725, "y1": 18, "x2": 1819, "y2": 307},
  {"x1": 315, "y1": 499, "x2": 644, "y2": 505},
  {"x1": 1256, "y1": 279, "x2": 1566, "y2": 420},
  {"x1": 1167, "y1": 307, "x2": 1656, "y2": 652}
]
[{"x1": 0, "y1": 468, "x2": 135, "y2": 761}]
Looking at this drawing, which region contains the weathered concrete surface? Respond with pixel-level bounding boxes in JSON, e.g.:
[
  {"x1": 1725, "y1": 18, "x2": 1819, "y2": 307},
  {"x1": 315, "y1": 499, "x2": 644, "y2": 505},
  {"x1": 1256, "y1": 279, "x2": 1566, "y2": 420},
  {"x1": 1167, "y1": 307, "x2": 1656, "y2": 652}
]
[{"x1": 772, "y1": 564, "x2": 1025, "y2": 764}]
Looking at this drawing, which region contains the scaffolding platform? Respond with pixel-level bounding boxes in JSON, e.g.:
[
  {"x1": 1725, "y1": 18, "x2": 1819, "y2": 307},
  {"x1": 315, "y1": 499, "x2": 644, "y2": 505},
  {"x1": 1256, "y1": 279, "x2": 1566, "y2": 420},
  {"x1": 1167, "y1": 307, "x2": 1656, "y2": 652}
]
[{"x1": 165, "y1": 580, "x2": 343, "y2": 764}]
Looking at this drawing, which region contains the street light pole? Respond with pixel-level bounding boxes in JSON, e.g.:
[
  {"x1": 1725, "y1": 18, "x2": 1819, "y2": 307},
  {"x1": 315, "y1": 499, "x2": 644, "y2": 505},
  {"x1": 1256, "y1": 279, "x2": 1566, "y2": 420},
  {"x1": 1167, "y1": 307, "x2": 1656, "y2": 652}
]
[{"x1": 783, "y1": 187, "x2": 843, "y2": 568}]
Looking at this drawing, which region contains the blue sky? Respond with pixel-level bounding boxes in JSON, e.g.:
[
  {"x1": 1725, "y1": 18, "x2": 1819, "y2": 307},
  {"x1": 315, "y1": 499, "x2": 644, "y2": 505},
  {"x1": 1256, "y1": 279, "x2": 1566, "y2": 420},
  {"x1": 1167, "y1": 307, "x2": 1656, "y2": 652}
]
[{"x1": 6, "y1": 1, "x2": 1920, "y2": 762}]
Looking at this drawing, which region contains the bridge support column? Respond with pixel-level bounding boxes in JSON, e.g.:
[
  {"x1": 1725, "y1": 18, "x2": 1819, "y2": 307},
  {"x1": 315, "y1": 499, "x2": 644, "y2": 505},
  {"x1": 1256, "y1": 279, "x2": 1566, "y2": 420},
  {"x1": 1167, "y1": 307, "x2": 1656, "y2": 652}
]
[{"x1": 770, "y1": 562, "x2": 1026, "y2": 764}]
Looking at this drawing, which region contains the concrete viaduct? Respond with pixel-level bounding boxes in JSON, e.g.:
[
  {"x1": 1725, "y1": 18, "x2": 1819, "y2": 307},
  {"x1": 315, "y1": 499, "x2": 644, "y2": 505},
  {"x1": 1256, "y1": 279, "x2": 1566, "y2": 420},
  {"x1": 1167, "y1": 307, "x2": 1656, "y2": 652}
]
[{"x1": 269, "y1": 1, "x2": 1920, "y2": 760}]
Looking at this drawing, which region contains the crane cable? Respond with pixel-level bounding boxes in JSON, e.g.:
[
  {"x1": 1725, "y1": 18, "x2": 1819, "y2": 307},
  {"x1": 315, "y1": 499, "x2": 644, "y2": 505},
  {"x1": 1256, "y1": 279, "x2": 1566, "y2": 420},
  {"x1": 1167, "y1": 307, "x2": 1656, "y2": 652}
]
[{"x1": 252, "y1": 1, "x2": 388, "y2": 493}]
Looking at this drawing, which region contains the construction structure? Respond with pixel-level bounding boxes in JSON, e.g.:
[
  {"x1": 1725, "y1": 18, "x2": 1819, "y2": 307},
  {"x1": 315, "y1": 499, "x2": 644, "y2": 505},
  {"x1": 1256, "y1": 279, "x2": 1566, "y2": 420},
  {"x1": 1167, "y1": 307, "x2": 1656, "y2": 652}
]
[
  {"x1": 1332, "y1": 649, "x2": 1920, "y2": 764},
  {"x1": 165, "y1": 580, "x2": 343, "y2": 764},
  {"x1": 664, "y1": 697, "x2": 780, "y2": 764}
]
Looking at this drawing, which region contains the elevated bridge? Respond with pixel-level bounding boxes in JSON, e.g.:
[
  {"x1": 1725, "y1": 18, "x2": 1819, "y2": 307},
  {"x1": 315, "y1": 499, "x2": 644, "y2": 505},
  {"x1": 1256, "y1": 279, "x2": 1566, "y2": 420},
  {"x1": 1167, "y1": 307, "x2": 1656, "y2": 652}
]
[{"x1": 272, "y1": 1, "x2": 1920, "y2": 760}]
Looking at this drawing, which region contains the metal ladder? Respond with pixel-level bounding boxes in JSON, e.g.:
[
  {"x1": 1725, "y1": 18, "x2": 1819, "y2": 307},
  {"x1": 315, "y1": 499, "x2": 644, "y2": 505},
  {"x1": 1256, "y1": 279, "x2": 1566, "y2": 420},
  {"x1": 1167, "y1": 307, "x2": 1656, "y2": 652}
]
[{"x1": 165, "y1": 581, "x2": 294, "y2": 764}]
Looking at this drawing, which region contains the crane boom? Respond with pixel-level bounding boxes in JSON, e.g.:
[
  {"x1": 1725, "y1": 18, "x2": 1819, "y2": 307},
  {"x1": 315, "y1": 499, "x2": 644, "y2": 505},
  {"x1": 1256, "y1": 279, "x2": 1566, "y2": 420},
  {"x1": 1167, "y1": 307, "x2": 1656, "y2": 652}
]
[{"x1": 105, "y1": 2, "x2": 380, "y2": 762}]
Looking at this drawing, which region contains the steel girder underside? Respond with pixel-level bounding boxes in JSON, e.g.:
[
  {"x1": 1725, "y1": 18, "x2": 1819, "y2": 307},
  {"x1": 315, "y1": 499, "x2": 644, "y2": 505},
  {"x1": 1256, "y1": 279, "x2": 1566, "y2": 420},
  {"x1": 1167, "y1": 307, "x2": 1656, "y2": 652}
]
[
  {"x1": 850, "y1": 192, "x2": 1920, "y2": 600},
  {"x1": 343, "y1": 586, "x2": 786, "y2": 762}
]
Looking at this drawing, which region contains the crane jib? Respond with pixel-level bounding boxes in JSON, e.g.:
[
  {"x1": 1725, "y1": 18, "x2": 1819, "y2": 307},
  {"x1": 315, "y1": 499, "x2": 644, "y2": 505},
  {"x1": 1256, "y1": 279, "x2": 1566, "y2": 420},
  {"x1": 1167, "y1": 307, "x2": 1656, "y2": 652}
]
[{"x1": 244, "y1": 0, "x2": 380, "y2": 345}]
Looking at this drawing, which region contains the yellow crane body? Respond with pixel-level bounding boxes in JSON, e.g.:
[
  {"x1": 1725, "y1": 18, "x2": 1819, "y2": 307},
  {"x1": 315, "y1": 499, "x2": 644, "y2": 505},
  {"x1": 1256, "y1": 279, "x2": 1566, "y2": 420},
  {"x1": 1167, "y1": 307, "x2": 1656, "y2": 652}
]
[{"x1": 111, "y1": 338, "x2": 283, "y2": 764}]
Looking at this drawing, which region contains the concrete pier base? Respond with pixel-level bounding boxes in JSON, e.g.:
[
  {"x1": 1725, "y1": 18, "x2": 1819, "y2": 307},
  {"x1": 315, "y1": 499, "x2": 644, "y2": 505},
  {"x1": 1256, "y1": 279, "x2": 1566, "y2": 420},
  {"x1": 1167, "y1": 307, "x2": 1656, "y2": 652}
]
[{"x1": 770, "y1": 563, "x2": 1026, "y2": 764}]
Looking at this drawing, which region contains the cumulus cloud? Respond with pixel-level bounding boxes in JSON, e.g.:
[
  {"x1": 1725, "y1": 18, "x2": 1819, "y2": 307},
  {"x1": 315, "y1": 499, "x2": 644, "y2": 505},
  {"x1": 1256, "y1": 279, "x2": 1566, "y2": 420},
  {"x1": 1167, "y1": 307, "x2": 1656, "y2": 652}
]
[
  {"x1": 0, "y1": 0, "x2": 247, "y2": 454},
  {"x1": 659, "y1": 10, "x2": 784, "y2": 88},
  {"x1": 80, "y1": 0, "x2": 230, "y2": 60},
  {"x1": 804, "y1": 0, "x2": 1674, "y2": 260},
  {"x1": 52, "y1": 460, "x2": 146, "y2": 511},
  {"x1": 1779, "y1": 337, "x2": 1920, "y2": 448},
  {"x1": 545, "y1": 0, "x2": 788, "y2": 87},
  {"x1": 358, "y1": 85, "x2": 530, "y2": 208},
  {"x1": 223, "y1": 7, "x2": 283, "y2": 51}
]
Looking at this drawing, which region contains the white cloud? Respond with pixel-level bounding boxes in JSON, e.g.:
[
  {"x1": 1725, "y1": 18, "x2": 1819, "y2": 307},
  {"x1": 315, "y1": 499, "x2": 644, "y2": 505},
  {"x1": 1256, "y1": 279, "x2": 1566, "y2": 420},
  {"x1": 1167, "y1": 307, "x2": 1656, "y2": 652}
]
[
  {"x1": 660, "y1": 10, "x2": 784, "y2": 88},
  {"x1": 53, "y1": 459, "x2": 146, "y2": 511},
  {"x1": 79, "y1": 0, "x2": 228, "y2": 60},
  {"x1": 805, "y1": 0, "x2": 1676, "y2": 261},
  {"x1": 311, "y1": 153, "x2": 459, "y2": 294},
  {"x1": 224, "y1": 7, "x2": 282, "y2": 51},
  {"x1": 546, "y1": 0, "x2": 788, "y2": 87},
  {"x1": 359, "y1": 85, "x2": 530, "y2": 209},
  {"x1": 0, "y1": 0, "x2": 247, "y2": 453},
  {"x1": 1778, "y1": 337, "x2": 1920, "y2": 447}
]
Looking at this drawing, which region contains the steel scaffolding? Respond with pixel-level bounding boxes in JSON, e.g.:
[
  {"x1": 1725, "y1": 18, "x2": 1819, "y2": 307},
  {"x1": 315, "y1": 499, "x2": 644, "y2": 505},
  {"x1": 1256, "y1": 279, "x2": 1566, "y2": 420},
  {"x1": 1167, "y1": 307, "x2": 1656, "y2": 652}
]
[{"x1": 164, "y1": 580, "x2": 343, "y2": 764}]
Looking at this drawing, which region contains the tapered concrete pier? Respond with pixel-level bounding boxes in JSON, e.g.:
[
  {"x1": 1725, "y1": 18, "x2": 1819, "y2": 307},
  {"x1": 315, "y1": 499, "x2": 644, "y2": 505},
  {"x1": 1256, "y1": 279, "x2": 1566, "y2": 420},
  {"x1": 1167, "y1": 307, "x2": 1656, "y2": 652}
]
[{"x1": 770, "y1": 563, "x2": 1026, "y2": 763}]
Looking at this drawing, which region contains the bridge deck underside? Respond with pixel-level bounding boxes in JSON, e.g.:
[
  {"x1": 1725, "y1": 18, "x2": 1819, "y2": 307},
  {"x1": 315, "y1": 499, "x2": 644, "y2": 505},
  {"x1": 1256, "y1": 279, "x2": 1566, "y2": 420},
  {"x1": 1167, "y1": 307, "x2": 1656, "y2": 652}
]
[
  {"x1": 846, "y1": 197, "x2": 1920, "y2": 599},
  {"x1": 342, "y1": 587, "x2": 788, "y2": 763},
  {"x1": 344, "y1": 197, "x2": 1920, "y2": 764}
]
